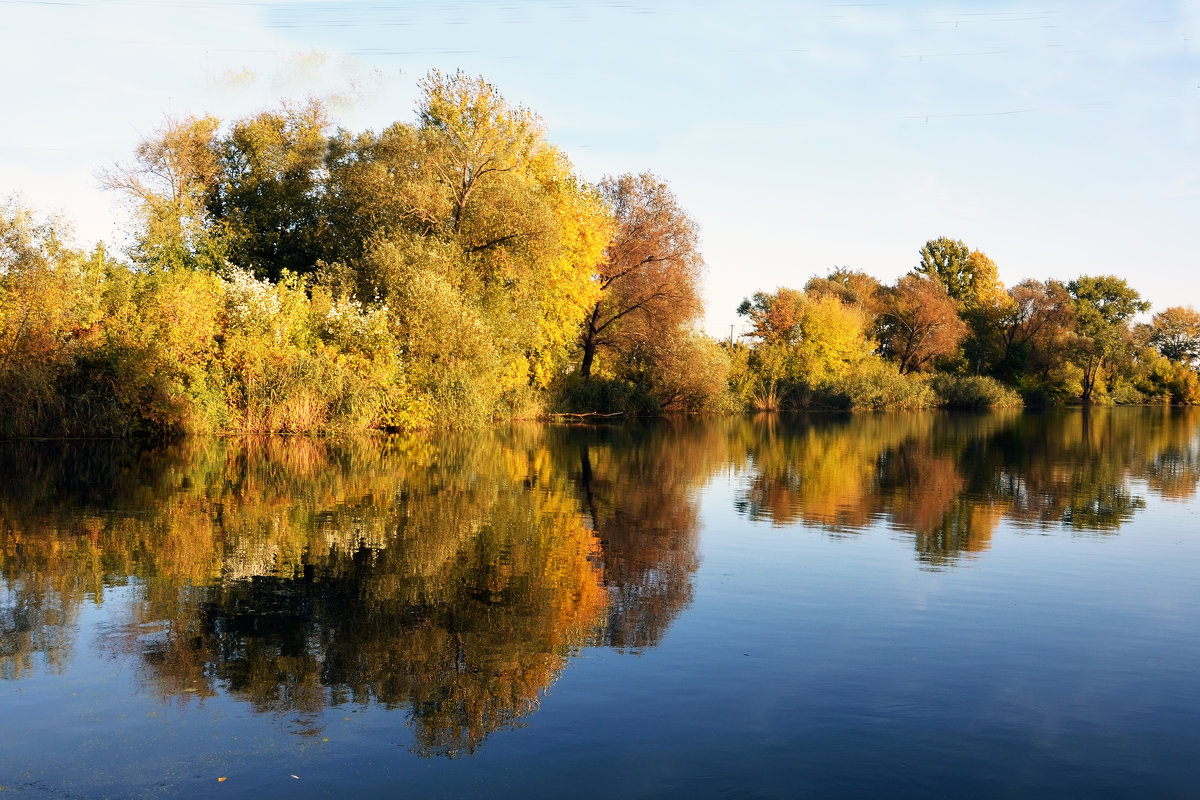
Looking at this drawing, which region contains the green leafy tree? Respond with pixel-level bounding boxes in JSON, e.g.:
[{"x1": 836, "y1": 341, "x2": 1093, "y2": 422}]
[
  {"x1": 1067, "y1": 275, "x2": 1150, "y2": 403},
  {"x1": 101, "y1": 115, "x2": 226, "y2": 272},
  {"x1": 915, "y1": 236, "x2": 974, "y2": 302},
  {"x1": 209, "y1": 100, "x2": 332, "y2": 281}
]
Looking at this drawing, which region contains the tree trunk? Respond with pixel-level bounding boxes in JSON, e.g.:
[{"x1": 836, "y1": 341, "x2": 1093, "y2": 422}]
[
  {"x1": 1080, "y1": 356, "x2": 1100, "y2": 404},
  {"x1": 580, "y1": 336, "x2": 597, "y2": 379},
  {"x1": 580, "y1": 303, "x2": 602, "y2": 379}
]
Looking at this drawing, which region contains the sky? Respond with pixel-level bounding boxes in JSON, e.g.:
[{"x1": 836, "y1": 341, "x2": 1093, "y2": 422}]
[{"x1": 2, "y1": 0, "x2": 1198, "y2": 336}]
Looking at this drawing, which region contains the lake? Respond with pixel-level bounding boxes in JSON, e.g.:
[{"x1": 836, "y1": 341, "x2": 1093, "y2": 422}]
[{"x1": 2, "y1": 408, "x2": 1198, "y2": 798}]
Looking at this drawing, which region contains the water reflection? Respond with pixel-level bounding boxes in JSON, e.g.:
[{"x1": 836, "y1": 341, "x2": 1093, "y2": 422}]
[
  {"x1": 735, "y1": 408, "x2": 1199, "y2": 565},
  {"x1": 0, "y1": 425, "x2": 717, "y2": 755},
  {"x1": 2, "y1": 409, "x2": 1198, "y2": 752},
  {"x1": 569, "y1": 420, "x2": 734, "y2": 650}
]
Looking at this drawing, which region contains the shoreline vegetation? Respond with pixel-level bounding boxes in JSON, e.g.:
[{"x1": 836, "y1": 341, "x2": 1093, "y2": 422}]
[{"x1": 3, "y1": 71, "x2": 1199, "y2": 439}]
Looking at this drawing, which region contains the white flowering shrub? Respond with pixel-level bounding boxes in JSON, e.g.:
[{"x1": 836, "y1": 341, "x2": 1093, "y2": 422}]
[
  {"x1": 222, "y1": 266, "x2": 283, "y2": 336},
  {"x1": 320, "y1": 296, "x2": 393, "y2": 359}
]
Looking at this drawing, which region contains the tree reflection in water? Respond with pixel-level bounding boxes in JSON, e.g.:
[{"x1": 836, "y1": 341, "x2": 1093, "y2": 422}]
[
  {"x1": 734, "y1": 408, "x2": 1199, "y2": 566},
  {"x1": 568, "y1": 419, "x2": 734, "y2": 650},
  {"x1": 2, "y1": 409, "x2": 1198, "y2": 751},
  {"x1": 0, "y1": 425, "x2": 717, "y2": 755}
]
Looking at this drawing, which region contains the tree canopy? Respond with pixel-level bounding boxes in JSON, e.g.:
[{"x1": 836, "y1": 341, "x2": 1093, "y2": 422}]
[
  {"x1": 577, "y1": 172, "x2": 704, "y2": 387},
  {"x1": 877, "y1": 273, "x2": 968, "y2": 375},
  {"x1": 1148, "y1": 306, "x2": 1200, "y2": 366},
  {"x1": 1067, "y1": 275, "x2": 1150, "y2": 403}
]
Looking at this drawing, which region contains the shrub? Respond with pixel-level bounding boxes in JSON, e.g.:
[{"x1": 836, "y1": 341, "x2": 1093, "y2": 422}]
[
  {"x1": 930, "y1": 374, "x2": 1024, "y2": 409},
  {"x1": 833, "y1": 359, "x2": 936, "y2": 411},
  {"x1": 218, "y1": 269, "x2": 403, "y2": 433},
  {"x1": 625, "y1": 332, "x2": 733, "y2": 413},
  {"x1": 552, "y1": 373, "x2": 658, "y2": 417},
  {"x1": 1108, "y1": 380, "x2": 1147, "y2": 406}
]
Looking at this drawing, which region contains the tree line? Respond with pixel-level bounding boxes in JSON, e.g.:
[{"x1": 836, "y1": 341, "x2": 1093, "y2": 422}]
[
  {"x1": 2, "y1": 70, "x2": 1198, "y2": 437},
  {"x1": 732, "y1": 243, "x2": 1199, "y2": 412}
]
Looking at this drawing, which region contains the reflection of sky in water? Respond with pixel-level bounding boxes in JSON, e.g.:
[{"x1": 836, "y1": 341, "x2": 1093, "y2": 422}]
[{"x1": 2, "y1": 410, "x2": 1199, "y2": 797}]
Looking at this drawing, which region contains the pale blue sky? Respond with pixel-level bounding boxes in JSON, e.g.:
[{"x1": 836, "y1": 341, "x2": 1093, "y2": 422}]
[{"x1": 3, "y1": 0, "x2": 1197, "y2": 335}]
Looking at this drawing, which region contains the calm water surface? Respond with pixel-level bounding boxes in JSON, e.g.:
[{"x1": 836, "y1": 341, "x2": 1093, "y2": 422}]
[{"x1": 2, "y1": 409, "x2": 1198, "y2": 798}]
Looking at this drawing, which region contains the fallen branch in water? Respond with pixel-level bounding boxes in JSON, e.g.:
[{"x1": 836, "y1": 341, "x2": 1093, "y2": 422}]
[{"x1": 548, "y1": 411, "x2": 627, "y2": 419}]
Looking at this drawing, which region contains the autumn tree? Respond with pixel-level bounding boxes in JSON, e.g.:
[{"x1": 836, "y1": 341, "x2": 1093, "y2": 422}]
[
  {"x1": 737, "y1": 287, "x2": 808, "y2": 346},
  {"x1": 321, "y1": 122, "x2": 439, "y2": 265},
  {"x1": 877, "y1": 273, "x2": 968, "y2": 374},
  {"x1": 796, "y1": 294, "x2": 876, "y2": 384},
  {"x1": 955, "y1": 249, "x2": 1016, "y2": 374},
  {"x1": 737, "y1": 287, "x2": 875, "y2": 406},
  {"x1": 322, "y1": 71, "x2": 569, "y2": 272},
  {"x1": 912, "y1": 240, "x2": 1016, "y2": 375},
  {"x1": 1148, "y1": 306, "x2": 1200, "y2": 366},
  {"x1": 577, "y1": 172, "x2": 703, "y2": 379},
  {"x1": 323, "y1": 71, "x2": 610, "y2": 421},
  {"x1": 1000, "y1": 279, "x2": 1074, "y2": 373},
  {"x1": 620, "y1": 332, "x2": 731, "y2": 412},
  {"x1": 0, "y1": 201, "x2": 116, "y2": 436},
  {"x1": 736, "y1": 288, "x2": 804, "y2": 409},
  {"x1": 803, "y1": 267, "x2": 883, "y2": 315},
  {"x1": 1135, "y1": 306, "x2": 1200, "y2": 403},
  {"x1": 417, "y1": 68, "x2": 545, "y2": 236}
]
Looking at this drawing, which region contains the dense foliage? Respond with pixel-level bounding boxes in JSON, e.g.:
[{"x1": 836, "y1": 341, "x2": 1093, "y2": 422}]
[
  {"x1": 3, "y1": 75, "x2": 1198, "y2": 438},
  {"x1": 734, "y1": 237, "x2": 1197, "y2": 411}
]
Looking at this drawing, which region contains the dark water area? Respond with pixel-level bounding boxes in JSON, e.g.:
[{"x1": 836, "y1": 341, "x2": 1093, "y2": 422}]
[{"x1": 2, "y1": 409, "x2": 1198, "y2": 798}]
